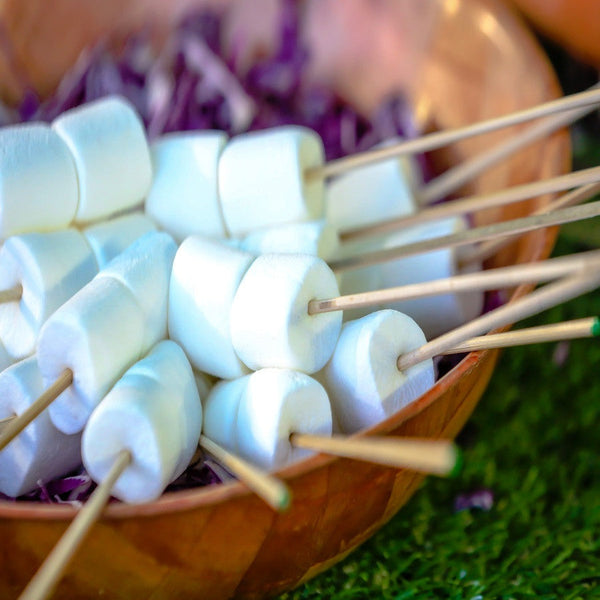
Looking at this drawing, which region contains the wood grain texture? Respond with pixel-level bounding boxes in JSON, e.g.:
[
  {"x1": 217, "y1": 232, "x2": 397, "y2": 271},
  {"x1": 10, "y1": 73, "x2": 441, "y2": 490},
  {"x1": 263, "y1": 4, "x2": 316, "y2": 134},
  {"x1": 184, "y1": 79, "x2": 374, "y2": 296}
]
[{"x1": 0, "y1": 0, "x2": 570, "y2": 597}]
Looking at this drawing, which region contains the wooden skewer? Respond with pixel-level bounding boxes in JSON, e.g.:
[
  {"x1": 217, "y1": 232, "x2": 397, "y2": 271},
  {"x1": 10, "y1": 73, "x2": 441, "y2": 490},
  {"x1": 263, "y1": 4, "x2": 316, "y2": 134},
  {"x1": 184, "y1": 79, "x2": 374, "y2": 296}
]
[
  {"x1": 441, "y1": 316, "x2": 599, "y2": 354},
  {"x1": 0, "y1": 284, "x2": 23, "y2": 304},
  {"x1": 289, "y1": 433, "x2": 459, "y2": 476},
  {"x1": 460, "y1": 182, "x2": 600, "y2": 267},
  {"x1": 305, "y1": 87, "x2": 600, "y2": 181},
  {"x1": 199, "y1": 435, "x2": 291, "y2": 511},
  {"x1": 397, "y1": 268, "x2": 600, "y2": 372},
  {"x1": 309, "y1": 250, "x2": 600, "y2": 315},
  {"x1": 418, "y1": 84, "x2": 600, "y2": 206},
  {"x1": 339, "y1": 165, "x2": 600, "y2": 242},
  {"x1": 0, "y1": 369, "x2": 73, "y2": 452},
  {"x1": 330, "y1": 198, "x2": 600, "y2": 273},
  {"x1": 18, "y1": 449, "x2": 132, "y2": 600}
]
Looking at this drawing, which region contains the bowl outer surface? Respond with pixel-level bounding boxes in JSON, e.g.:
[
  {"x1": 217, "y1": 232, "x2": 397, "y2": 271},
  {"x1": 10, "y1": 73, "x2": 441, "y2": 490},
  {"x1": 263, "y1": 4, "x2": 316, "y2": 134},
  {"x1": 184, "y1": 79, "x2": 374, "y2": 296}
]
[{"x1": 0, "y1": 0, "x2": 570, "y2": 598}]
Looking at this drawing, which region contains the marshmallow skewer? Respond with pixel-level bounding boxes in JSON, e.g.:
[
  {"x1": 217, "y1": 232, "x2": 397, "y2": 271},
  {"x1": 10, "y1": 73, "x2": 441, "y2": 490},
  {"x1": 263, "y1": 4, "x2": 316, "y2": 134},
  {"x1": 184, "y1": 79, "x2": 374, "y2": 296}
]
[
  {"x1": 397, "y1": 268, "x2": 600, "y2": 371},
  {"x1": 289, "y1": 434, "x2": 458, "y2": 476},
  {"x1": 306, "y1": 87, "x2": 600, "y2": 181},
  {"x1": 199, "y1": 435, "x2": 291, "y2": 511},
  {"x1": 418, "y1": 84, "x2": 600, "y2": 206},
  {"x1": 309, "y1": 250, "x2": 600, "y2": 315},
  {"x1": 441, "y1": 316, "x2": 599, "y2": 354},
  {"x1": 17, "y1": 450, "x2": 132, "y2": 600},
  {"x1": 339, "y1": 165, "x2": 600, "y2": 242},
  {"x1": 331, "y1": 198, "x2": 600, "y2": 273}
]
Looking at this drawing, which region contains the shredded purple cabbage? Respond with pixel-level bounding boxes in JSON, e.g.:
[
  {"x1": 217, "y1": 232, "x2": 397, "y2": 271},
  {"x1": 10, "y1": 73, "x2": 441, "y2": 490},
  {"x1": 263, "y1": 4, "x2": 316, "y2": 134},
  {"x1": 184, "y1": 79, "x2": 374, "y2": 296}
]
[{"x1": 454, "y1": 488, "x2": 494, "y2": 512}]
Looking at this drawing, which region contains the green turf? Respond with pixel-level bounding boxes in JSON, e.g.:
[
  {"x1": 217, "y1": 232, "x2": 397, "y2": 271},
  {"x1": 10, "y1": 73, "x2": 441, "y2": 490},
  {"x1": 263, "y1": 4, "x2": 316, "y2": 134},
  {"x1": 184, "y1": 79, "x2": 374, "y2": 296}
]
[{"x1": 281, "y1": 53, "x2": 600, "y2": 600}]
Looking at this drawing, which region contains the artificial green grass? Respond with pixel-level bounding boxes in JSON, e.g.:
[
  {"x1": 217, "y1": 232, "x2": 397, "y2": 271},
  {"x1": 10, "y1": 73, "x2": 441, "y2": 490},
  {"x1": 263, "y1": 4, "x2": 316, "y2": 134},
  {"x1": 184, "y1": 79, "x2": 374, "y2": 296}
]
[{"x1": 282, "y1": 234, "x2": 600, "y2": 599}]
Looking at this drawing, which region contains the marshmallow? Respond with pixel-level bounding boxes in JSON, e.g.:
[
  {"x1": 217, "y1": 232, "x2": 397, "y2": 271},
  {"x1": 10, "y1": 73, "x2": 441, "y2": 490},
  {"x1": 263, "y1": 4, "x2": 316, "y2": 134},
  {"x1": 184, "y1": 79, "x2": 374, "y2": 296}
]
[
  {"x1": 236, "y1": 368, "x2": 332, "y2": 471},
  {"x1": 230, "y1": 253, "x2": 342, "y2": 374},
  {"x1": 53, "y1": 96, "x2": 152, "y2": 223},
  {"x1": 326, "y1": 137, "x2": 418, "y2": 230},
  {"x1": 379, "y1": 217, "x2": 484, "y2": 338},
  {"x1": 203, "y1": 375, "x2": 250, "y2": 450},
  {"x1": 82, "y1": 340, "x2": 202, "y2": 504},
  {"x1": 98, "y1": 231, "x2": 177, "y2": 349},
  {"x1": 194, "y1": 370, "x2": 215, "y2": 405},
  {"x1": 321, "y1": 309, "x2": 435, "y2": 433},
  {"x1": 168, "y1": 236, "x2": 254, "y2": 379},
  {"x1": 0, "y1": 357, "x2": 81, "y2": 498},
  {"x1": 145, "y1": 131, "x2": 228, "y2": 241},
  {"x1": 0, "y1": 122, "x2": 79, "y2": 238},
  {"x1": 37, "y1": 276, "x2": 146, "y2": 435},
  {"x1": 0, "y1": 229, "x2": 98, "y2": 360},
  {"x1": 239, "y1": 220, "x2": 340, "y2": 261},
  {"x1": 218, "y1": 126, "x2": 325, "y2": 236},
  {"x1": 83, "y1": 211, "x2": 158, "y2": 269}
]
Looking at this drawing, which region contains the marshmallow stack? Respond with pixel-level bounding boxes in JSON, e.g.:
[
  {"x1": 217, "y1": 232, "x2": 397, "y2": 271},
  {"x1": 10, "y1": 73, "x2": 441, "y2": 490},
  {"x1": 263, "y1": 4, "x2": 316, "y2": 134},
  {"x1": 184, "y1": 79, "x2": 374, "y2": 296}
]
[
  {"x1": 204, "y1": 368, "x2": 332, "y2": 471},
  {"x1": 37, "y1": 231, "x2": 177, "y2": 434}
]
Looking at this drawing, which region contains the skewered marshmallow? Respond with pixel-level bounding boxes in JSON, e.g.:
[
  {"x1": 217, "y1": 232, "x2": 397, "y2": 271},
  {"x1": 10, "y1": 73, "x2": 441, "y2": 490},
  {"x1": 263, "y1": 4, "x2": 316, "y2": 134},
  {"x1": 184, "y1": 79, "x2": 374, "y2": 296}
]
[
  {"x1": 326, "y1": 137, "x2": 419, "y2": 230},
  {"x1": 379, "y1": 217, "x2": 483, "y2": 338},
  {"x1": 218, "y1": 126, "x2": 325, "y2": 235},
  {"x1": 238, "y1": 220, "x2": 340, "y2": 261},
  {"x1": 0, "y1": 357, "x2": 81, "y2": 498},
  {"x1": 37, "y1": 276, "x2": 146, "y2": 434},
  {"x1": 320, "y1": 309, "x2": 435, "y2": 433},
  {"x1": 53, "y1": 96, "x2": 152, "y2": 223},
  {"x1": 83, "y1": 211, "x2": 158, "y2": 269},
  {"x1": 145, "y1": 131, "x2": 228, "y2": 241},
  {"x1": 0, "y1": 229, "x2": 98, "y2": 360},
  {"x1": 82, "y1": 340, "x2": 202, "y2": 504},
  {"x1": 230, "y1": 253, "x2": 342, "y2": 374},
  {"x1": 38, "y1": 232, "x2": 175, "y2": 434},
  {"x1": 98, "y1": 231, "x2": 177, "y2": 349},
  {"x1": 168, "y1": 236, "x2": 254, "y2": 379},
  {"x1": 0, "y1": 123, "x2": 79, "y2": 238},
  {"x1": 0, "y1": 341, "x2": 12, "y2": 372},
  {"x1": 204, "y1": 368, "x2": 332, "y2": 471}
]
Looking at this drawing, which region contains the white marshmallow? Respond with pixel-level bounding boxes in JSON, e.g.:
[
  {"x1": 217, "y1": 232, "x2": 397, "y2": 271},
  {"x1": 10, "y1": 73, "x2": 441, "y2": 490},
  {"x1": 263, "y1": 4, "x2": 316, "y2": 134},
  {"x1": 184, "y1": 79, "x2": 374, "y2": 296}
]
[
  {"x1": 0, "y1": 229, "x2": 98, "y2": 360},
  {"x1": 236, "y1": 368, "x2": 332, "y2": 471},
  {"x1": 98, "y1": 231, "x2": 177, "y2": 349},
  {"x1": 168, "y1": 236, "x2": 254, "y2": 379},
  {"x1": 82, "y1": 340, "x2": 202, "y2": 504},
  {"x1": 0, "y1": 357, "x2": 81, "y2": 498},
  {"x1": 239, "y1": 220, "x2": 340, "y2": 261},
  {"x1": 218, "y1": 126, "x2": 325, "y2": 236},
  {"x1": 326, "y1": 137, "x2": 418, "y2": 230},
  {"x1": 53, "y1": 96, "x2": 152, "y2": 224},
  {"x1": 230, "y1": 253, "x2": 342, "y2": 374},
  {"x1": 145, "y1": 131, "x2": 228, "y2": 241},
  {"x1": 379, "y1": 217, "x2": 484, "y2": 338},
  {"x1": 321, "y1": 309, "x2": 435, "y2": 433},
  {"x1": 0, "y1": 122, "x2": 79, "y2": 238},
  {"x1": 37, "y1": 276, "x2": 146, "y2": 434},
  {"x1": 202, "y1": 375, "x2": 250, "y2": 450},
  {"x1": 83, "y1": 211, "x2": 158, "y2": 269}
]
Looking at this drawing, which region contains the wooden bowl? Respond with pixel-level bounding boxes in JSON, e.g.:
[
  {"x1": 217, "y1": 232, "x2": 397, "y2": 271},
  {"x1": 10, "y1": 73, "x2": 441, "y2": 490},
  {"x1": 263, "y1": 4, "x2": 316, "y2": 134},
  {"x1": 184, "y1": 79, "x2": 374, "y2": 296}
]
[{"x1": 0, "y1": 0, "x2": 570, "y2": 598}]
